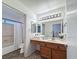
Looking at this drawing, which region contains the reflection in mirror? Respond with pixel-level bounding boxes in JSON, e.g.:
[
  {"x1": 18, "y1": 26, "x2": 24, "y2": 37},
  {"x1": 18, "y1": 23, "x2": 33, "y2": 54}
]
[
  {"x1": 41, "y1": 20, "x2": 63, "y2": 39},
  {"x1": 31, "y1": 22, "x2": 42, "y2": 34},
  {"x1": 31, "y1": 24, "x2": 36, "y2": 33},
  {"x1": 37, "y1": 24, "x2": 41, "y2": 33},
  {"x1": 31, "y1": 20, "x2": 63, "y2": 39},
  {"x1": 42, "y1": 24, "x2": 45, "y2": 35},
  {"x1": 53, "y1": 23, "x2": 63, "y2": 38}
]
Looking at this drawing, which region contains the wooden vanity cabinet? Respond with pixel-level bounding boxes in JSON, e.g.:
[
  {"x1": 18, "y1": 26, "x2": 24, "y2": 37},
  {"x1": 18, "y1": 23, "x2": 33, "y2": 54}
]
[
  {"x1": 31, "y1": 40, "x2": 51, "y2": 59},
  {"x1": 31, "y1": 40, "x2": 67, "y2": 59}
]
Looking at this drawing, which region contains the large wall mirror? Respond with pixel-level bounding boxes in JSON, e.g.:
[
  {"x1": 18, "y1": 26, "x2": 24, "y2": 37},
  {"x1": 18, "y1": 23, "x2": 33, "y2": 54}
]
[{"x1": 31, "y1": 20, "x2": 64, "y2": 39}]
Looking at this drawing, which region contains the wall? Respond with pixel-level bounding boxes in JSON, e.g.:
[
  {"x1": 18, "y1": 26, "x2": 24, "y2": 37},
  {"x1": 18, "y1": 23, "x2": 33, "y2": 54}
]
[
  {"x1": 67, "y1": 11, "x2": 77, "y2": 59},
  {"x1": 37, "y1": 7, "x2": 65, "y2": 21},
  {"x1": 65, "y1": 0, "x2": 77, "y2": 59},
  {"x1": 2, "y1": 0, "x2": 36, "y2": 57}
]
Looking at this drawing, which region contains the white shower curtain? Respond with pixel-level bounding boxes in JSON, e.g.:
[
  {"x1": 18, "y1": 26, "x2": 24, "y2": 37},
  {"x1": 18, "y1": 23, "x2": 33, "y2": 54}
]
[{"x1": 14, "y1": 23, "x2": 23, "y2": 49}]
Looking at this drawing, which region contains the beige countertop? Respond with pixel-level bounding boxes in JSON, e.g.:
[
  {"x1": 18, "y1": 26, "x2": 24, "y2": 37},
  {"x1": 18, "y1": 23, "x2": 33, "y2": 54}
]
[{"x1": 31, "y1": 37, "x2": 67, "y2": 45}]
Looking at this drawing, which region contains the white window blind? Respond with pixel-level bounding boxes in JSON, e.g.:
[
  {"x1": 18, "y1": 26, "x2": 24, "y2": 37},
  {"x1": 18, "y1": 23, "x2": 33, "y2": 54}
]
[{"x1": 2, "y1": 23, "x2": 14, "y2": 48}]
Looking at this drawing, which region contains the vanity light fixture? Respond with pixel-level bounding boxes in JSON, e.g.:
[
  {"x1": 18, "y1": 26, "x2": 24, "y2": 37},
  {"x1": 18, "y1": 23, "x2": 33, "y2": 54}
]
[{"x1": 40, "y1": 13, "x2": 62, "y2": 21}]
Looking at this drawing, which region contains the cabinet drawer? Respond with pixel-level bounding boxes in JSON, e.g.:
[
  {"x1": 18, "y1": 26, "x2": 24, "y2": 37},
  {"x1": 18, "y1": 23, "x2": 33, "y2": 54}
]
[
  {"x1": 40, "y1": 42, "x2": 46, "y2": 46},
  {"x1": 47, "y1": 43, "x2": 66, "y2": 51},
  {"x1": 31, "y1": 40, "x2": 40, "y2": 45},
  {"x1": 47, "y1": 43, "x2": 57, "y2": 49},
  {"x1": 57, "y1": 45, "x2": 67, "y2": 50}
]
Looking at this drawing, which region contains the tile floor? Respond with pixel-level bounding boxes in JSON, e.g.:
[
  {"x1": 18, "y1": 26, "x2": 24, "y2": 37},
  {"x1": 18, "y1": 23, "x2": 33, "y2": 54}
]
[{"x1": 2, "y1": 49, "x2": 41, "y2": 59}]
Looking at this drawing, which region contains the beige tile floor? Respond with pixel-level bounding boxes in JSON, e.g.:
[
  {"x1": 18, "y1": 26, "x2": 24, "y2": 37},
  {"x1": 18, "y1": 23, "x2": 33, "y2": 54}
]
[{"x1": 2, "y1": 49, "x2": 41, "y2": 59}]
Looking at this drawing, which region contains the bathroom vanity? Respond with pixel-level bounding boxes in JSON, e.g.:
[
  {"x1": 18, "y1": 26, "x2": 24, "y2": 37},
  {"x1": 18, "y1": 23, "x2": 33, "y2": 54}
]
[
  {"x1": 31, "y1": 15, "x2": 67, "y2": 59},
  {"x1": 31, "y1": 38, "x2": 67, "y2": 59}
]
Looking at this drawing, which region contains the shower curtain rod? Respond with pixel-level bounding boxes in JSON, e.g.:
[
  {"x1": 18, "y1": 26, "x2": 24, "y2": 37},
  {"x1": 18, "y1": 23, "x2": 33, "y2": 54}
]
[{"x1": 2, "y1": 18, "x2": 23, "y2": 24}]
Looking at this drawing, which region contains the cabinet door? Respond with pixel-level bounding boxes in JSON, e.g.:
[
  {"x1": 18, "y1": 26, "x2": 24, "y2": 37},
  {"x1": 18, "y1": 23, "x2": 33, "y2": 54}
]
[
  {"x1": 40, "y1": 46, "x2": 51, "y2": 59},
  {"x1": 52, "y1": 49, "x2": 66, "y2": 59}
]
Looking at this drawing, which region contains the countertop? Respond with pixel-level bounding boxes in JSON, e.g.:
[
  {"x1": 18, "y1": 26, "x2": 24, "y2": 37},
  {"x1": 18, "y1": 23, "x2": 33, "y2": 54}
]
[{"x1": 31, "y1": 37, "x2": 67, "y2": 45}]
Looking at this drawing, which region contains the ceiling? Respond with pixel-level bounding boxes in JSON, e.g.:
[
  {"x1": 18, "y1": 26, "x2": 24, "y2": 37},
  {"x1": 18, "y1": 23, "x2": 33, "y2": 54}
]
[{"x1": 18, "y1": 0, "x2": 65, "y2": 14}]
